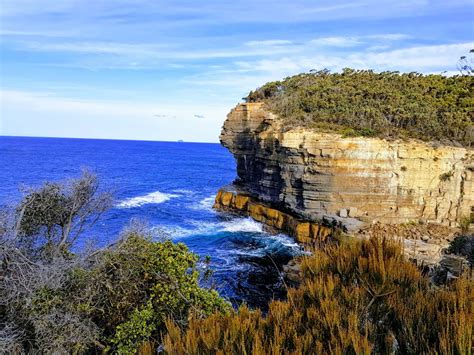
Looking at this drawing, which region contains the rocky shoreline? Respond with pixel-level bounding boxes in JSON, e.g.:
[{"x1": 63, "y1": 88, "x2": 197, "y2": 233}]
[
  {"x1": 220, "y1": 103, "x2": 473, "y2": 228},
  {"x1": 213, "y1": 187, "x2": 333, "y2": 244},
  {"x1": 215, "y1": 102, "x2": 473, "y2": 280}
]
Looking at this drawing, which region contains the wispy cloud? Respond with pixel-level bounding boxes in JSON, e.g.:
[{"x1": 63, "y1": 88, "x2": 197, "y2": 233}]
[
  {"x1": 233, "y1": 42, "x2": 473, "y2": 74},
  {"x1": 309, "y1": 36, "x2": 362, "y2": 47},
  {"x1": 309, "y1": 34, "x2": 411, "y2": 47},
  {"x1": 15, "y1": 32, "x2": 413, "y2": 70},
  {"x1": 1, "y1": 0, "x2": 473, "y2": 141},
  {"x1": 244, "y1": 40, "x2": 294, "y2": 47}
]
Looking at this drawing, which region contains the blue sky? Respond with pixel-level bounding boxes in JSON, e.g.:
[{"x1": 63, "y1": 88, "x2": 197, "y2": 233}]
[{"x1": 1, "y1": 0, "x2": 473, "y2": 142}]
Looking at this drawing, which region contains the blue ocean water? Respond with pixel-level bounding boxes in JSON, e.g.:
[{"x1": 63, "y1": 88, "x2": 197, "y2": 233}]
[{"x1": 0, "y1": 136, "x2": 301, "y2": 308}]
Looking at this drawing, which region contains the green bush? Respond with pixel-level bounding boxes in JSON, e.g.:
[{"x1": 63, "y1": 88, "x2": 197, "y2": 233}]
[
  {"x1": 163, "y1": 234, "x2": 473, "y2": 354},
  {"x1": 246, "y1": 69, "x2": 473, "y2": 146},
  {"x1": 1, "y1": 174, "x2": 230, "y2": 353},
  {"x1": 85, "y1": 232, "x2": 231, "y2": 353}
]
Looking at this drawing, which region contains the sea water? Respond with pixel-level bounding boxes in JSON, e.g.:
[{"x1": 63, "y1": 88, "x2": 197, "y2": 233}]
[{"x1": 0, "y1": 136, "x2": 302, "y2": 308}]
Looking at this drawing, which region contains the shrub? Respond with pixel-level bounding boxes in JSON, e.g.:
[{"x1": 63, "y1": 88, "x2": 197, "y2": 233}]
[
  {"x1": 0, "y1": 174, "x2": 230, "y2": 353},
  {"x1": 245, "y1": 69, "x2": 473, "y2": 147},
  {"x1": 83, "y1": 229, "x2": 231, "y2": 353},
  {"x1": 14, "y1": 169, "x2": 113, "y2": 259},
  {"x1": 163, "y1": 234, "x2": 473, "y2": 354}
]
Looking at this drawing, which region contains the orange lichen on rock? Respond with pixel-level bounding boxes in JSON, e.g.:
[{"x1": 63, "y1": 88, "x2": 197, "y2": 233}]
[{"x1": 214, "y1": 188, "x2": 332, "y2": 243}]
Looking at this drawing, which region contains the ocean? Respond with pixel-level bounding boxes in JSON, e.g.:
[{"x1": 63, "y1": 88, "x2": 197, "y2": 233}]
[{"x1": 0, "y1": 136, "x2": 301, "y2": 308}]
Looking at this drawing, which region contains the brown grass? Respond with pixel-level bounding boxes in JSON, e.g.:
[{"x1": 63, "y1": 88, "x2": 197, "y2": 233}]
[{"x1": 163, "y1": 235, "x2": 473, "y2": 354}]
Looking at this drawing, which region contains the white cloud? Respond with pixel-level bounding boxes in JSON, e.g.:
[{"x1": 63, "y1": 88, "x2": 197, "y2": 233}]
[
  {"x1": 309, "y1": 36, "x2": 362, "y2": 47},
  {"x1": 17, "y1": 33, "x2": 413, "y2": 70},
  {"x1": 367, "y1": 34, "x2": 412, "y2": 41},
  {"x1": 358, "y1": 42, "x2": 474, "y2": 69},
  {"x1": 244, "y1": 40, "x2": 293, "y2": 47},
  {"x1": 233, "y1": 42, "x2": 474, "y2": 75},
  {"x1": 0, "y1": 90, "x2": 230, "y2": 142},
  {"x1": 23, "y1": 41, "x2": 296, "y2": 64},
  {"x1": 309, "y1": 33, "x2": 411, "y2": 48}
]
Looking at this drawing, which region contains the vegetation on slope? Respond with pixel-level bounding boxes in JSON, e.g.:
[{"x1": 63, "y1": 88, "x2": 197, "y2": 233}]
[
  {"x1": 245, "y1": 69, "x2": 473, "y2": 147},
  {"x1": 1, "y1": 172, "x2": 472, "y2": 353},
  {"x1": 0, "y1": 171, "x2": 229, "y2": 354},
  {"x1": 164, "y1": 233, "x2": 473, "y2": 354}
]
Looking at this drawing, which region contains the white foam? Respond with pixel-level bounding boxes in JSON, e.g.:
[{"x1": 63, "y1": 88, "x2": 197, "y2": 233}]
[
  {"x1": 267, "y1": 234, "x2": 301, "y2": 249},
  {"x1": 117, "y1": 191, "x2": 179, "y2": 208},
  {"x1": 220, "y1": 218, "x2": 263, "y2": 233},
  {"x1": 155, "y1": 225, "x2": 194, "y2": 238},
  {"x1": 189, "y1": 195, "x2": 215, "y2": 211},
  {"x1": 157, "y1": 218, "x2": 265, "y2": 238}
]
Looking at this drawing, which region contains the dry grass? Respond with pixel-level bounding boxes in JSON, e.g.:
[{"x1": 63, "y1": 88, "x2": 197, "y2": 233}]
[{"x1": 163, "y1": 235, "x2": 473, "y2": 354}]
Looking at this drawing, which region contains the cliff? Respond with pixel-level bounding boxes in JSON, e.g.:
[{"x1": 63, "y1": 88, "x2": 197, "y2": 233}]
[
  {"x1": 219, "y1": 103, "x2": 473, "y2": 229},
  {"x1": 214, "y1": 188, "x2": 332, "y2": 244}
]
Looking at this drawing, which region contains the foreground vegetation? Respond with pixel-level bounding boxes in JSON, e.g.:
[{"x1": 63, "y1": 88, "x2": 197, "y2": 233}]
[
  {"x1": 164, "y1": 234, "x2": 473, "y2": 354},
  {"x1": 246, "y1": 69, "x2": 473, "y2": 147},
  {"x1": 1, "y1": 172, "x2": 472, "y2": 353},
  {"x1": 0, "y1": 172, "x2": 229, "y2": 353}
]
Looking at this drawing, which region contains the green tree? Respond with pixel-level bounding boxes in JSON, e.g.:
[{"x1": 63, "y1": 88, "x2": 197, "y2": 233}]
[{"x1": 0, "y1": 173, "x2": 230, "y2": 353}]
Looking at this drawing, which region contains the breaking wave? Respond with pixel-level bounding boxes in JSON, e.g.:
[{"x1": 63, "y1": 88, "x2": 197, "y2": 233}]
[
  {"x1": 189, "y1": 195, "x2": 215, "y2": 211},
  {"x1": 117, "y1": 190, "x2": 179, "y2": 208},
  {"x1": 155, "y1": 217, "x2": 264, "y2": 238}
]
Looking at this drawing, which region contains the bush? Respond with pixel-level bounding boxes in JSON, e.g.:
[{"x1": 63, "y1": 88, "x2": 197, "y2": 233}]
[
  {"x1": 163, "y1": 235, "x2": 473, "y2": 354},
  {"x1": 14, "y1": 169, "x2": 113, "y2": 259},
  {"x1": 245, "y1": 69, "x2": 473, "y2": 147},
  {"x1": 0, "y1": 174, "x2": 230, "y2": 353},
  {"x1": 81, "y1": 229, "x2": 231, "y2": 353}
]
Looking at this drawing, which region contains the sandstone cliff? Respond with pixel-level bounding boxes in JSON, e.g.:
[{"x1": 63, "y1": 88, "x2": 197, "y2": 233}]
[{"x1": 220, "y1": 102, "x2": 473, "y2": 229}]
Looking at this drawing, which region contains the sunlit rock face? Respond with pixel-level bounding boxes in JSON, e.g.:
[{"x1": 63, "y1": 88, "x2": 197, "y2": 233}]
[
  {"x1": 220, "y1": 103, "x2": 473, "y2": 227},
  {"x1": 213, "y1": 188, "x2": 332, "y2": 243}
]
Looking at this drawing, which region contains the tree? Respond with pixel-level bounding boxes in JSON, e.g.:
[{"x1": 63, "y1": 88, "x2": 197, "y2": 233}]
[
  {"x1": 14, "y1": 169, "x2": 113, "y2": 259},
  {"x1": 457, "y1": 49, "x2": 474, "y2": 75},
  {"x1": 0, "y1": 173, "x2": 229, "y2": 353}
]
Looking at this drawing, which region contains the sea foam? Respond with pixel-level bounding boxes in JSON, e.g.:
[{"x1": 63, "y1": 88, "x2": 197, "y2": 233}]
[
  {"x1": 156, "y1": 217, "x2": 264, "y2": 238},
  {"x1": 117, "y1": 190, "x2": 179, "y2": 208},
  {"x1": 189, "y1": 195, "x2": 216, "y2": 211},
  {"x1": 220, "y1": 218, "x2": 263, "y2": 233}
]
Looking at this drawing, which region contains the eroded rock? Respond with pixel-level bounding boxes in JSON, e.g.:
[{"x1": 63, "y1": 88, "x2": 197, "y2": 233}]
[{"x1": 220, "y1": 103, "x2": 473, "y2": 226}]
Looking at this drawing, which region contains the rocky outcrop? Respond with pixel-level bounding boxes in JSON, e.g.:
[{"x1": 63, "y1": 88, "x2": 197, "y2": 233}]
[
  {"x1": 220, "y1": 102, "x2": 474, "y2": 228},
  {"x1": 214, "y1": 188, "x2": 332, "y2": 244}
]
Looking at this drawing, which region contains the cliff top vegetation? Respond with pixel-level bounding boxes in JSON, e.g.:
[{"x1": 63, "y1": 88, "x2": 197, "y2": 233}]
[{"x1": 245, "y1": 69, "x2": 473, "y2": 147}]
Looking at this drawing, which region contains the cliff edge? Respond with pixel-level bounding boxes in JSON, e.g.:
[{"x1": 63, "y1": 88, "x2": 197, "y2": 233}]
[{"x1": 219, "y1": 102, "x2": 473, "y2": 229}]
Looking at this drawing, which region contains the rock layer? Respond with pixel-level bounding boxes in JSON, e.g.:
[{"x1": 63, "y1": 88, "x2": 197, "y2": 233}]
[
  {"x1": 220, "y1": 102, "x2": 474, "y2": 227},
  {"x1": 214, "y1": 188, "x2": 332, "y2": 244}
]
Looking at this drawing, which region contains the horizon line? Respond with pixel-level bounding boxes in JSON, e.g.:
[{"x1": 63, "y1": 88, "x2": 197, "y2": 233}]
[{"x1": 0, "y1": 134, "x2": 221, "y2": 144}]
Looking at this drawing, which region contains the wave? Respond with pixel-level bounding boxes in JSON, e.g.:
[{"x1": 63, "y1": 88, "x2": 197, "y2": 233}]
[
  {"x1": 188, "y1": 195, "x2": 216, "y2": 212},
  {"x1": 220, "y1": 218, "x2": 263, "y2": 233},
  {"x1": 117, "y1": 190, "x2": 179, "y2": 208},
  {"x1": 155, "y1": 218, "x2": 276, "y2": 242},
  {"x1": 155, "y1": 217, "x2": 264, "y2": 238}
]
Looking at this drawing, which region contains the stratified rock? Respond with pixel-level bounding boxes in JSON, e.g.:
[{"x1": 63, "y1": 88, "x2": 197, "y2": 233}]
[
  {"x1": 220, "y1": 102, "x2": 473, "y2": 227},
  {"x1": 214, "y1": 188, "x2": 332, "y2": 244},
  {"x1": 339, "y1": 209, "x2": 348, "y2": 218}
]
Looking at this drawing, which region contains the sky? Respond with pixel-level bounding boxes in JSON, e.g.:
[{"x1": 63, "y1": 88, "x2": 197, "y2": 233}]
[{"x1": 0, "y1": 0, "x2": 473, "y2": 142}]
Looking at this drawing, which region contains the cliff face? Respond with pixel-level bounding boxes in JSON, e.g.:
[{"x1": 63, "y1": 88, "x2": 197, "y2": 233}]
[
  {"x1": 213, "y1": 188, "x2": 332, "y2": 244},
  {"x1": 220, "y1": 103, "x2": 473, "y2": 227}
]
